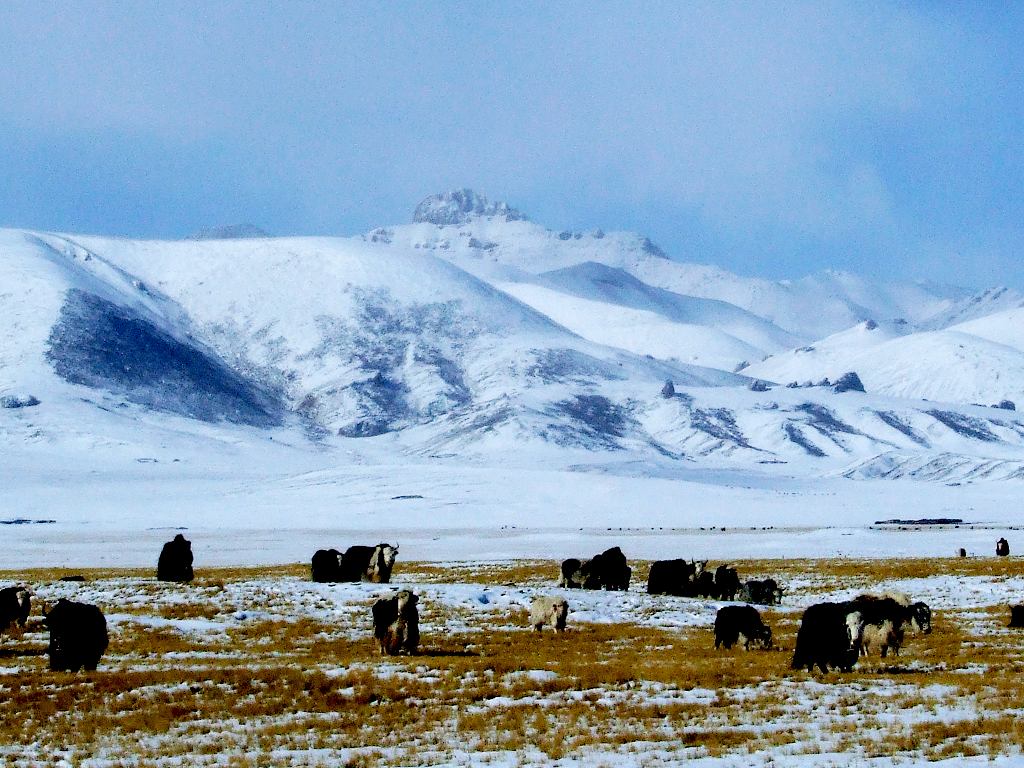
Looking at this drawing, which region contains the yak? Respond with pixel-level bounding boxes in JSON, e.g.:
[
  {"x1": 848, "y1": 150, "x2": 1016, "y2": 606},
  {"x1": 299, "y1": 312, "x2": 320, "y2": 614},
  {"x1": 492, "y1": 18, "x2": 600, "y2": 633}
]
[
  {"x1": 157, "y1": 534, "x2": 194, "y2": 583},
  {"x1": 372, "y1": 590, "x2": 419, "y2": 656},
  {"x1": 714, "y1": 605, "x2": 772, "y2": 650},
  {"x1": 646, "y1": 559, "x2": 697, "y2": 596},
  {"x1": 738, "y1": 578, "x2": 784, "y2": 606},
  {"x1": 529, "y1": 596, "x2": 569, "y2": 633},
  {"x1": 312, "y1": 544, "x2": 399, "y2": 583},
  {"x1": 714, "y1": 565, "x2": 741, "y2": 601},
  {"x1": 0, "y1": 586, "x2": 31, "y2": 636},
  {"x1": 44, "y1": 599, "x2": 108, "y2": 672},
  {"x1": 561, "y1": 547, "x2": 630, "y2": 591},
  {"x1": 851, "y1": 594, "x2": 932, "y2": 658},
  {"x1": 791, "y1": 602, "x2": 864, "y2": 673}
]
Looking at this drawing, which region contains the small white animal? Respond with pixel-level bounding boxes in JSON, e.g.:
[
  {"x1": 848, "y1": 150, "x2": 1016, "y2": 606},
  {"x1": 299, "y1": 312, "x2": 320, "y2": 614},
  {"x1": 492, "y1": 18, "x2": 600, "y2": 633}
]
[{"x1": 529, "y1": 596, "x2": 569, "y2": 633}]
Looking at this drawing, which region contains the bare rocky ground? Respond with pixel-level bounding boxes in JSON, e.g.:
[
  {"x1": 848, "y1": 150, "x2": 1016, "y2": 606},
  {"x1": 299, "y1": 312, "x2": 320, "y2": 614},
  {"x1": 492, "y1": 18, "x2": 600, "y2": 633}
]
[{"x1": 2, "y1": 557, "x2": 1024, "y2": 767}]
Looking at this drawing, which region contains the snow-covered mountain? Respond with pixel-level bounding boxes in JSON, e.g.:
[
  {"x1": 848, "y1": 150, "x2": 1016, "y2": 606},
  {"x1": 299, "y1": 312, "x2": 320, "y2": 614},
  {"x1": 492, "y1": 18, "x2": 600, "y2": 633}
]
[
  {"x1": 3, "y1": 189, "x2": 1024, "y2": 485},
  {"x1": 747, "y1": 309, "x2": 1024, "y2": 408},
  {"x1": 384, "y1": 192, "x2": 991, "y2": 343},
  {"x1": 918, "y1": 286, "x2": 1024, "y2": 331}
]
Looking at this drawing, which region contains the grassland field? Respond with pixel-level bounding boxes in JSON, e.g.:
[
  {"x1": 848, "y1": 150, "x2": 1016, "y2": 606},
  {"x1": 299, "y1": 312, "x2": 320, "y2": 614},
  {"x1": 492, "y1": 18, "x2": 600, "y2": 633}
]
[{"x1": 2, "y1": 557, "x2": 1024, "y2": 766}]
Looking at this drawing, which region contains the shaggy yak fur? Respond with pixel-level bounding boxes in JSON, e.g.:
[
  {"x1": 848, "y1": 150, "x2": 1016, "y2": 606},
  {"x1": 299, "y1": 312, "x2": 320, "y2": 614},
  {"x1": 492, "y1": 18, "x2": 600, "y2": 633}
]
[
  {"x1": 560, "y1": 547, "x2": 631, "y2": 591},
  {"x1": 44, "y1": 599, "x2": 109, "y2": 672},
  {"x1": 0, "y1": 586, "x2": 31, "y2": 635},
  {"x1": 529, "y1": 596, "x2": 569, "y2": 633},
  {"x1": 851, "y1": 593, "x2": 932, "y2": 658},
  {"x1": 646, "y1": 559, "x2": 697, "y2": 596},
  {"x1": 312, "y1": 544, "x2": 399, "y2": 583},
  {"x1": 714, "y1": 565, "x2": 741, "y2": 601},
  {"x1": 714, "y1": 605, "x2": 772, "y2": 650},
  {"x1": 738, "y1": 578, "x2": 784, "y2": 605},
  {"x1": 157, "y1": 534, "x2": 194, "y2": 583},
  {"x1": 791, "y1": 602, "x2": 864, "y2": 673},
  {"x1": 372, "y1": 590, "x2": 419, "y2": 656}
]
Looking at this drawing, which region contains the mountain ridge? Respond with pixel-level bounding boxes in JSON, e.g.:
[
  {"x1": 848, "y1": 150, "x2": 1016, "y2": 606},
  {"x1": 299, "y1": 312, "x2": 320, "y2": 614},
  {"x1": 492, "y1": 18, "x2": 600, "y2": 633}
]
[{"x1": 3, "y1": 192, "x2": 1023, "y2": 482}]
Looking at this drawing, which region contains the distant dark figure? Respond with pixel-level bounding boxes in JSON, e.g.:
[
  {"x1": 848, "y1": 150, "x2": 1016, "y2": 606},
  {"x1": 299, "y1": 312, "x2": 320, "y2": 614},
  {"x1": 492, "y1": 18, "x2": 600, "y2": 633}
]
[
  {"x1": 661, "y1": 380, "x2": 675, "y2": 398},
  {"x1": 58, "y1": 575, "x2": 86, "y2": 582},
  {"x1": 44, "y1": 599, "x2": 108, "y2": 671},
  {"x1": 311, "y1": 548, "x2": 344, "y2": 582},
  {"x1": 1010, "y1": 605, "x2": 1024, "y2": 628},
  {"x1": 997, "y1": 538, "x2": 1010, "y2": 557},
  {"x1": 714, "y1": 565, "x2": 741, "y2": 601},
  {"x1": 157, "y1": 534, "x2": 194, "y2": 582},
  {"x1": 646, "y1": 559, "x2": 697, "y2": 596},
  {"x1": 714, "y1": 605, "x2": 772, "y2": 650},
  {"x1": 791, "y1": 602, "x2": 864, "y2": 674},
  {"x1": 958, "y1": 548, "x2": 967, "y2": 558},
  {"x1": 372, "y1": 590, "x2": 419, "y2": 655},
  {"x1": 0, "y1": 586, "x2": 31, "y2": 635}
]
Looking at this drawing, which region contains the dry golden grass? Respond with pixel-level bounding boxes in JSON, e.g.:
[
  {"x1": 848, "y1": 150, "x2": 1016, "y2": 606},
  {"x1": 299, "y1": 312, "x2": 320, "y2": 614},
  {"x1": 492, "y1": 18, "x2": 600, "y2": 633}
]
[{"x1": 1, "y1": 557, "x2": 1023, "y2": 765}]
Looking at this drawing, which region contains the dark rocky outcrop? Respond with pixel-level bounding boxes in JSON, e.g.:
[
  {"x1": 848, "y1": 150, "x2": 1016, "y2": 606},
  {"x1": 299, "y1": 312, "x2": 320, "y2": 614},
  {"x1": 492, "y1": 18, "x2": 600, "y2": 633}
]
[{"x1": 832, "y1": 372, "x2": 865, "y2": 393}]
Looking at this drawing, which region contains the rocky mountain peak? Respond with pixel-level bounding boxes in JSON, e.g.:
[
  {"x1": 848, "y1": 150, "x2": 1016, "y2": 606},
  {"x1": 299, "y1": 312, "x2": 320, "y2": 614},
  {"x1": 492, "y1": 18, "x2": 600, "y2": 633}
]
[{"x1": 412, "y1": 189, "x2": 526, "y2": 226}]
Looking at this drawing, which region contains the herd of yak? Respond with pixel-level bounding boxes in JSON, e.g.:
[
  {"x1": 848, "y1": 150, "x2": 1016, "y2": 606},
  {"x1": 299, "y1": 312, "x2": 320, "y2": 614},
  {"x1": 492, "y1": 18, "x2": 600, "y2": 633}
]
[{"x1": 2, "y1": 536, "x2": 1023, "y2": 675}]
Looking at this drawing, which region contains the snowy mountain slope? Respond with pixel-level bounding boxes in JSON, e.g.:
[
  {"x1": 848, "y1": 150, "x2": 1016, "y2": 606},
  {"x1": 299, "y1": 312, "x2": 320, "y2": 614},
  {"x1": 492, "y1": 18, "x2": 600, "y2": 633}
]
[
  {"x1": 0, "y1": 230, "x2": 283, "y2": 428},
  {"x1": 390, "y1": 191, "x2": 977, "y2": 342},
  {"x1": 746, "y1": 320, "x2": 1024, "y2": 407},
  {"x1": 187, "y1": 223, "x2": 270, "y2": 240},
  {"x1": 918, "y1": 286, "x2": 1024, "y2": 331},
  {"x1": 537, "y1": 262, "x2": 798, "y2": 351},
  {"x1": 10, "y1": 230, "x2": 741, "y2": 447},
  {"x1": 493, "y1": 281, "x2": 768, "y2": 371},
  {"x1": 948, "y1": 307, "x2": 1024, "y2": 353},
  {"x1": 383, "y1": 224, "x2": 799, "y2": 367},
  {"x1": 475, "y1": 261, "x2": 798, "y2": 370},
  {"x1": 623, "y1": 261, "x2": 956, "y2": 340},
  {"x1": 5, "y1": 188, "x2": 1024, "y2": 486},
  {"x1": 741, "y1": 320, "x2": 897, "y2": 385},
  {"x1": 358, "y1": 376, "x2": 1024, "y2": 480}
]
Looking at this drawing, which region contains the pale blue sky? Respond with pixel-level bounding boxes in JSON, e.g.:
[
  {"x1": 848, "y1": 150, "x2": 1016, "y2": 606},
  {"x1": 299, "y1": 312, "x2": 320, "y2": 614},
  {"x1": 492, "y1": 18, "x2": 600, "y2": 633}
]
[{"x1": 1, "y1": 2, "x2": 1021, "y2": 288}]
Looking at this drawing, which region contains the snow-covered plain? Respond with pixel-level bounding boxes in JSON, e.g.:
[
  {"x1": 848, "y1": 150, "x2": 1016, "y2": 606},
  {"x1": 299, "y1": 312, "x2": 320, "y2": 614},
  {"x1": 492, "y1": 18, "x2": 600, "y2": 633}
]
[
  {"x1": 5, "y1": 439, "x2": 1024, "y2": 569},
  {"x1": 4, "y1": 191, "x2": 1024, "y2": 569}
]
